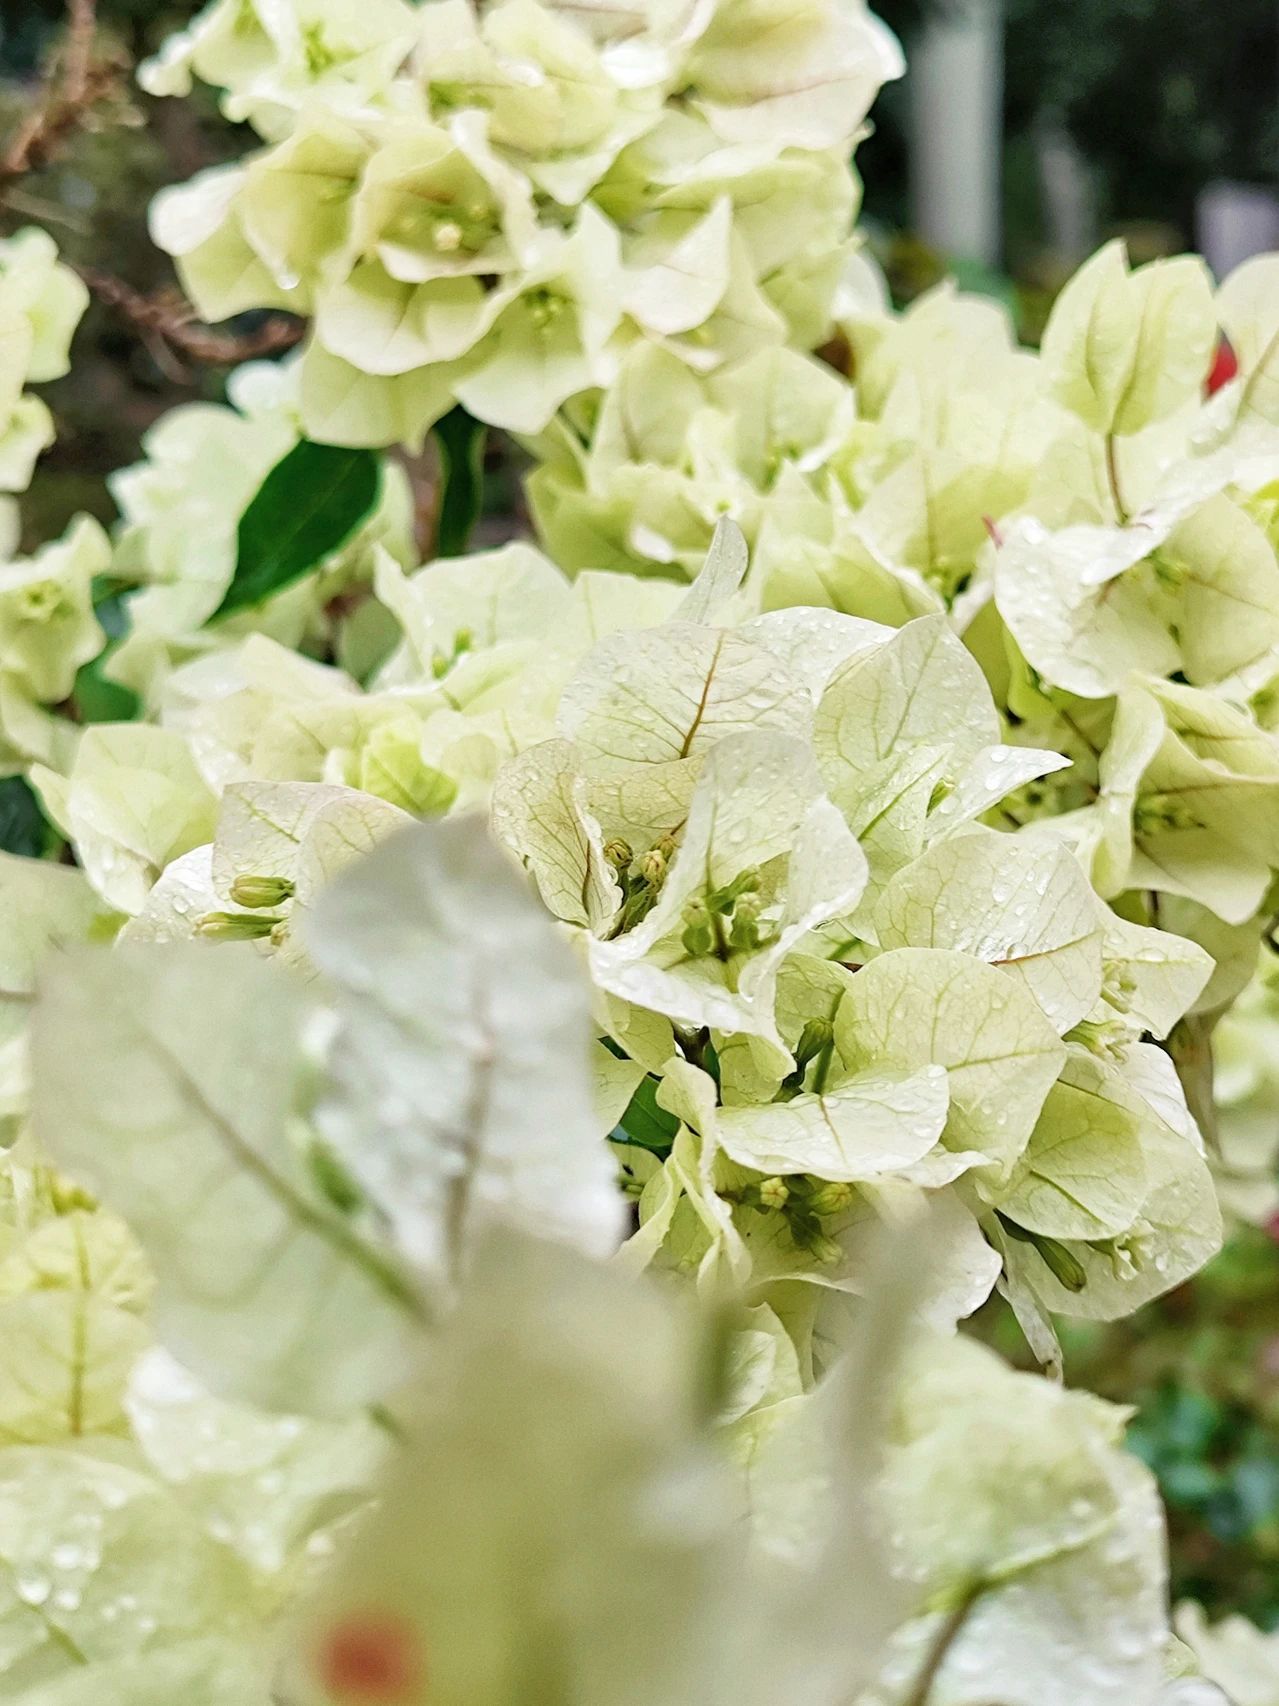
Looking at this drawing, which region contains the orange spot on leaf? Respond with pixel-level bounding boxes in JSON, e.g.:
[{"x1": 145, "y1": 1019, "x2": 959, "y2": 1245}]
[
  {"x1": 320, "y1": 1612, "x2": 423, "y2": 1700},
  {"x1": 1206, "y1": 335, "x2": 1239, "y2": 396}
]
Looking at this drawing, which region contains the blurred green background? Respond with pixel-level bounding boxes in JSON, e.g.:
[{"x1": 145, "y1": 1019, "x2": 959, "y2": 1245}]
[{"x1": 975, "y1": 1229, "x2": 1279, "y2": 1629}]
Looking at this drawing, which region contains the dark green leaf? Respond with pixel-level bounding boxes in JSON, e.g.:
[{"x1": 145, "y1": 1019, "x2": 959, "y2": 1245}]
[
  {"x1": 0, "y1": 776, "x2": 49, "y2": 858},
  {"x1": 611, "y1": 1074, "x2": 679, "y2": 1157},
  {"x1": 432, "y1": 406, "x2": 487, "y2": 558},
  {"x1": 73, "y1": 657, "x2": 141, "y2": 723},
  {"x1": 215, "y1": 440, "x2": 383, "y2": 619},
  {"x1": 72, "y1": 589, "x2": 141, "y2": 724}
]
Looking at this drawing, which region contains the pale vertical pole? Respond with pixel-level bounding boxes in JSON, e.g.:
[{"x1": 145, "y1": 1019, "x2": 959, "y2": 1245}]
[{"x1": 909, "y1": 0, "x2": 1005, "y2": 266}]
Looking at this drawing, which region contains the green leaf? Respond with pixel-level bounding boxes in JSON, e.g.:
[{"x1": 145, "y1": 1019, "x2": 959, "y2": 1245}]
[
  {"x1": 0, "y1": 776, "x2": 48, "y2": 857},
  {"x1": 72, "y1": 590, "x2": 141, "y2": 724},
  {"x1": 215, "y1": 439, "x2": 382, "y2": 619},
  {"x1": 431, "y1": 405, "x2": 487, "y2": 559},
  {"x1": 612, "y1": 1074, "x2": 680, "y2": 1155}
]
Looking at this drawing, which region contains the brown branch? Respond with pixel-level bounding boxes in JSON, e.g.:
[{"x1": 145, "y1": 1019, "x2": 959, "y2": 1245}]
[
  {"x1": 75, "y1": 264, "x2": 307, "y2": 370},
  {"x1": 0, "y1": 0, "x2": 303, "y2": 373},
  {"x1": 63, "y1": 0, "x2": 98, "y2": 108},
  {"x1": 0, "y1": 0, "x2": 121, "y2": 188}
]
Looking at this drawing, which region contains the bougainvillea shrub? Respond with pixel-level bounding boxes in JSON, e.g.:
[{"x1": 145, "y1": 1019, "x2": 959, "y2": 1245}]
[{"x1": 1, "y1": 2, "x2": 1278, "y2": 1702}]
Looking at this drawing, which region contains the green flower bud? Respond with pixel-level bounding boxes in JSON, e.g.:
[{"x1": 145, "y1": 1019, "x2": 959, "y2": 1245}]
[
  {"x1": 780, "y1": 1015, "x2": 836, "y2": 1096},
  {"x1": 807, "y1": 1231, "x2": 844, "y2": 1267},
  {"x1": 758, "y1": 1176, "x2": 790, "y2": 1211},
  {"x1": 710, "y1": 866, "x2": 759, "y2": 914},
  {"x1": 430, "y1": 629, "x2": 474, "y2": 680},
  {"x1": 786, "y1": 1207, "x2": 841, "y2": 1265},
  {"x1": 527, "y1": 287, "x2": 567, "y2": 331},
  {"x1": 1034, "y1": 1233, "x2": 1086, "y2": 1293},
  {"x1": 1067, "y1": 1017, "x2": 1127, "y2": 1062},
  {"x1": 808, "y1": 1180, "x2": 853, "y2": 1216},
  {"x1": 1150, "y1": 549, "x2": 1185, "y2": 591},
  {"x1": 1100, "y1": 966, "x2": 1135, "y2": 1015},
  {"x1": 794, "y1": 1016, "x2": 834, "y2": 1070},
  {"x1": 47, "y1": 1170, "x2": 97, "y2": 1215},
  {"x1": 637, "y1": 847, "x2": 667, "y2": 886},
  {"x1": 997, "y1": 1213, "x2": 1087, "y2": 1293},
  {"x1": 681, "y1": 897, "x2": 714, "y2": 958},
  {"x1": 1133, "y1": 791, "x2": 1202, "y2": 835},
  {"x1": 228, "y1": 873, "x2": 296, "y2": 909},
  {"x1": 195, "y1": 911, "x2": 277, "y2": 942},
  {"x1": 728, "y1": 893, "x2": 764, "y2": 951},
  {"x1": 308, "y1": 1139, "x2": 364, "y2": 1216},
  {"x1": 603, "y1": 838, "x2": 633, "y2": 871}
]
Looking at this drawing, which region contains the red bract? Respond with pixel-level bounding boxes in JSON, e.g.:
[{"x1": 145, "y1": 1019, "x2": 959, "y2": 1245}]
[
  {"x1": 319, "y1": 1613, "x2": 423, "y2": 1700},
  {"x1": 1206, "y1": 335, "x2": 1240, "y2": 395}
]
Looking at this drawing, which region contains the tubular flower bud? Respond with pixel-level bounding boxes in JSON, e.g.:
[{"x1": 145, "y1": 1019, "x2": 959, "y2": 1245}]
[
  {"x1": 195, "y1": 911, "x2": 278, "y2": 942},
  {"x1": 308, "y1": 1140, "x2": 365, "y2": 1215},
  {"x1": 807, "y1": 1231, "x2": 844, "y2": 1267},
  {"x1": 758, "y1": 1176, "x2": 790, "y2": 1211},
  {"x1": 229, "y1": 873, "x2": 296, "y2": 909},
  {"x1": 998, "y1": 1214, "x2": 1087, "y2": 1293},
  {"x1": 1133, "y1": 792, "x2": 1202, "y2": 834},
  {"x1": 1100, "y1": 966, "x2": 1136, "y2": 1015},
  {"x1": 637, "y1": 847, "x2": 667, "y2": 886},
  {"x1": 728, "y1": 893, "x2": 764, "y2": 951},
  {"x1": 794, "y1": 1016, "x2": 833, "y2": 1070},
  {"x1": 1067, "y1": 1017, "x2": 1128, "y2": 1062},
  {"x1": 681, "y1": 897, "x2": 714, "y2": 958},
  {"x1": 710, "y1": 866, "x2": 759, "y2": 915},
  {"x1": 1034, "y1": 1234, "x2": 1087, "y2": 1293},
  {"x1": 808, "y1": 1180, "x2": 853, "y2": 1216}
]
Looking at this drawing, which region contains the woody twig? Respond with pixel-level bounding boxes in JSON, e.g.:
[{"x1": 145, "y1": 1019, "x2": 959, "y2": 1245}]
[
  {"x1": 75, "y1": 265, "x2": 306, "y2": 368},
  {"x1": 0, "y1": 0, "x2": 116, "y2": 186},
  {"x1": 1, "y1": 0, "x2": 306, "y2": 373}
]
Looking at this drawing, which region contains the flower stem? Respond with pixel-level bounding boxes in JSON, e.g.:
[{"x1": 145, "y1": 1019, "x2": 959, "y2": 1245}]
[
  {"x1": 900, "y1": 1584, "x2": 984, "y2": 1706},
  {"x1": 1105, "y1": 433, "x2": 1129, "y2": 525}
]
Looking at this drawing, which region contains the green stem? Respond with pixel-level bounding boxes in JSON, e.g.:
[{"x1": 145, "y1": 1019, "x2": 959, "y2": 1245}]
[
  {"x1": 1105, "y1": 433, "x2": 1129, "y2": 525},
  {"x1": 900, "y1": 1584, "x2": 984, "y2": 1706},
  {"x1": 811, "y1": 1032, "x2": 836, "y2": 1096},
  {"x1": 676, "y1": 1025, "x2": 714, "y2": 1074}
]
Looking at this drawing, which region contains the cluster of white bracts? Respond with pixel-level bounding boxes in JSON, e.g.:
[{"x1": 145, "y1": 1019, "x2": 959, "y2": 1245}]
[{"x1": 145, "y1": 0, "x2": 901, "y2": 441}]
